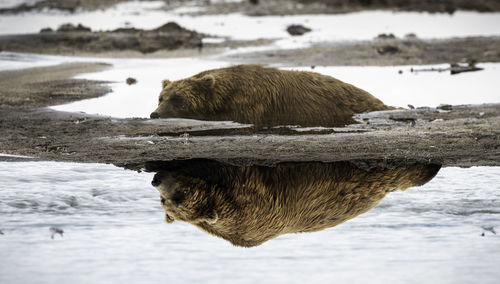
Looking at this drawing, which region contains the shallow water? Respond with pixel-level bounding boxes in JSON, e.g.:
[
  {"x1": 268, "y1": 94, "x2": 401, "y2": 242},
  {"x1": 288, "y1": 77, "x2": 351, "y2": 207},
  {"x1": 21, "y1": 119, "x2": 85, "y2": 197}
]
[
  {"x1": 1, "y1": 51, "x2": 498, "y2": 118},
  {"x1": 54, "y1": 60, "x2": 500, "y2": 117},
  {"x1": 0, "y1": 161, "x2": 498, "y2": 283},
  {"x1": 1, "y1": 1, "x2": 500, "y2": 47}
]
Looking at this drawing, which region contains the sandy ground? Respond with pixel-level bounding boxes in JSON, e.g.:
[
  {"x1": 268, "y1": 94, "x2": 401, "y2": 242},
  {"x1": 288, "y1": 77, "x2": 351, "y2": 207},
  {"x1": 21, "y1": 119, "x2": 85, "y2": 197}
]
[
  {"x1": 224, "y1": 36, "x2": 500, "y2": 66},
  {"x1": 0, "y1": 63, "x2": 111, "y2": 108},
  {"x1": 2, "y1": 31, "x2": 499, "y2": 66}
]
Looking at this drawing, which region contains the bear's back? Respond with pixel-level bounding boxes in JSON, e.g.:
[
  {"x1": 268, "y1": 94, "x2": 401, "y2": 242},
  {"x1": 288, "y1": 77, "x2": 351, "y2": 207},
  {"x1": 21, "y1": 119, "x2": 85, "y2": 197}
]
[{"x1": 203, "y1": 65, "x2": 390, "y2": 127}]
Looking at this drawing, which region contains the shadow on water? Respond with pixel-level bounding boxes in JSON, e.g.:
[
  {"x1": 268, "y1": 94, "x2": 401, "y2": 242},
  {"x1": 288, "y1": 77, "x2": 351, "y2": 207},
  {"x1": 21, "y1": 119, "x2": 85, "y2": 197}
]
[{"x1": 148, "y1": 159, "x2": 441, "y2": 247}]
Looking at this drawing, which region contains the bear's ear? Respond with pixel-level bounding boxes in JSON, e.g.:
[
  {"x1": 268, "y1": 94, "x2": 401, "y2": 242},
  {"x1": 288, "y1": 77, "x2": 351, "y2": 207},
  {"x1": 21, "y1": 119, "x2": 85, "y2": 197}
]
[
  {"x1": 194, "y1": 75, "x2": 215, "y2": 90},
  {"x1": 161, "y1": 79, "x2": 172, "y2": 89}
]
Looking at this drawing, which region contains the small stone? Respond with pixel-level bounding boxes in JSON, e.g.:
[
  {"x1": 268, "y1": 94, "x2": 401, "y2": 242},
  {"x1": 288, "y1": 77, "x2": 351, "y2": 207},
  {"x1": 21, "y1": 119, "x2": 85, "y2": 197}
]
[
  {"x1": 407, "y1": 104, "x2": 415, "y2": 109},
  {"x1": 398, "y1": 70, "x2": 403, "y2": 74},
  {"x1": 437, "y1": 104, "x2": 453, "y2": 111},
  {"x1": 405, "y1": 33, "x2": 417, "y2": 39},
  {"x1": 40, "y1": 27, "x2": 53, "y2": 33},
  {"x1": 286, "y1": 24, "x2": 311, "y2": 36},
  {"x1": 376, "y1": 33, "x2": 395, "y2": 39},
  {"x1": 126, "y1": 77, "x2": 137, "y2": 85},
  {"x1": 57, "y1": 23, "x2": 91, "y2": 32}
]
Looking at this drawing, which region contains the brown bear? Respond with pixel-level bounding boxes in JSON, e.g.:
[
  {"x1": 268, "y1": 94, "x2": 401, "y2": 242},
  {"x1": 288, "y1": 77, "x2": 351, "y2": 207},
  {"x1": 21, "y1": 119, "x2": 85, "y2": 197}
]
[
  {"x1": 151, "y1": 160, "x2": 440, "y2": 247},
  {"x1": 150, "y1": 65, "x2": 390, "y2": 127}
]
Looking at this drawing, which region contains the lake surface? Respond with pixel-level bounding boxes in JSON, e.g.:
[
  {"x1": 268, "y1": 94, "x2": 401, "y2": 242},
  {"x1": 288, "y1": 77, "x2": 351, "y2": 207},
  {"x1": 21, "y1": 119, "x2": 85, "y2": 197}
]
[{"x1": 0, "y1": 161, "x2": 499, "y2": 283}]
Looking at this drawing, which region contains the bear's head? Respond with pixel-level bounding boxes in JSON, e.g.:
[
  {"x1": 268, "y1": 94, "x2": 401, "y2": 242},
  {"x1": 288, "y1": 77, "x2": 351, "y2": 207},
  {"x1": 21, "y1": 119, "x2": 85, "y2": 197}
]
[
  {"x1": 151, "y1": 170, "x2": 219, "y2": 225},
  {"x1": 150, "y1": 75, "x2": 217, "y2": 119}
]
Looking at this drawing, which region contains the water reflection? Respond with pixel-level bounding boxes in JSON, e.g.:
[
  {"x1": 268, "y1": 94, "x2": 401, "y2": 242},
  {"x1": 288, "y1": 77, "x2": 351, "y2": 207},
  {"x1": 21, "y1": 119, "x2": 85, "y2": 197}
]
[{"x1": 151, "y1": 160, "x2": 441, "y2": 247}]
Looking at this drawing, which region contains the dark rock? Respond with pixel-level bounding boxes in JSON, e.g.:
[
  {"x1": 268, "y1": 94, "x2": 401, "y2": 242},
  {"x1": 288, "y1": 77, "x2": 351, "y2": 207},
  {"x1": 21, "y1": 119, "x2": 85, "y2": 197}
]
[
  {"x1": 405, "y1": 33, "x2": 417, "y2": 39},
  {"x1": 437, "y1": 104, "x2": 453, "y2": 111},
  {"x1": 40, "y1": 27, "x2": 53, "y2": 33},
  {"x1": 126, "y1": 77, "x2": 137, "y2": 85},
  {"x1": 450, "y1": 62, "x2": 484, "y2": 75},
  {"x1": 57, "y1": 23, "x2": 91, "y2": 32},
  {"x1": 155, "y1": 22, "x2": 185, "y2": 33},
  {"x1": 376, "y1": 33, "x2": 395, "y2": 39},
  {"x1": 287, "y1": 24, "x2": 312, "y2": 36},
  {"x1": 376, "y1": 45, "x2": 400, "y2": 55}
]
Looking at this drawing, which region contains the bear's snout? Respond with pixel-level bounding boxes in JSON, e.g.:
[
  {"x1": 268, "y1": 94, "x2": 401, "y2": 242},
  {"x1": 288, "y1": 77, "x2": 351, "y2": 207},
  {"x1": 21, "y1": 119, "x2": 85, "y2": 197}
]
[
  {"x1": 151, "y1": 173, "x2": 162, "y2": 187},
  {"x1": 150, "y1": 111, "x2": 160, "y2": 119}
]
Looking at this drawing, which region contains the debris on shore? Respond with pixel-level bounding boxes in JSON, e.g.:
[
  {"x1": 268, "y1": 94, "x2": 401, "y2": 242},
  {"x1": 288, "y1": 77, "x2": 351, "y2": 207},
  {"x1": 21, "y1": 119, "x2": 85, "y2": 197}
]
[
  {"x1": 126, "y1": 77, "x2": 137, "y2": 85},
  {"x1": 287, "y1": 24, "x2": 312, "y2": 36},
  {"x1": 410, "y1": 61, "x2": 484, "y2": 75}
]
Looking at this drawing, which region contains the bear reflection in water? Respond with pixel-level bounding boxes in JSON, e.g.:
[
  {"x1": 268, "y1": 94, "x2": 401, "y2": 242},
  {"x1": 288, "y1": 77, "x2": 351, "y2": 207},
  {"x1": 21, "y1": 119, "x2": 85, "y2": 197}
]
[{"x1": 151, "y1": 160, "x2": 440, "y2": 247}]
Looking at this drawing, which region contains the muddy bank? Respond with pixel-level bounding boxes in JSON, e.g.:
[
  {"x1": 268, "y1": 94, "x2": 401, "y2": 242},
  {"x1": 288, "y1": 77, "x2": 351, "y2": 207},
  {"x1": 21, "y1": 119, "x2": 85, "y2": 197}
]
[
  {"x1": 0, "y1": 64, "x2": 499, "y2": 171},
  {"x1": 2, "y1": 0, "x2": 500, "y2": 16},
  {"x1": 0, "y1": 22, "x2": 204, "y2": 54},
  {"x1": 0, "y1": 63, "x2": 111, "y2": 108},
  {"x1": 172, "y1": 0, "x2": 500, "y2": 15},
  {"x1": 225, "y1": 36, "x2": 500, "y2": 67},
  {"x1": 0, "y1": 0, "x2": 129, "y2": 14}
]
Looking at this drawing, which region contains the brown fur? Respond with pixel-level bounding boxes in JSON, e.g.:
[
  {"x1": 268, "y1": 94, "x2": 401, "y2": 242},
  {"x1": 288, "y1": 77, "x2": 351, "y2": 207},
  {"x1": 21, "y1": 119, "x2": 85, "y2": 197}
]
[
  {"x1": 152, "y1": 160, "x2": 440, "y2": 247},
  {"x1": 151, "y1": 65, "x2": 390, "y2": 127}
]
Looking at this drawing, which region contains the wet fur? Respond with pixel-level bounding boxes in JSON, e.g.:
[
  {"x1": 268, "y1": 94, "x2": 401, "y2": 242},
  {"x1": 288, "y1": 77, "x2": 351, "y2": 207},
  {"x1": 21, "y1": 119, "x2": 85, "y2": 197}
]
[
  {"x1": 153, "y1": 161, "x2": 440, "y2": 247},
  {"x1": 152, "y1": 65, "x2": 390, "y2": 127}
]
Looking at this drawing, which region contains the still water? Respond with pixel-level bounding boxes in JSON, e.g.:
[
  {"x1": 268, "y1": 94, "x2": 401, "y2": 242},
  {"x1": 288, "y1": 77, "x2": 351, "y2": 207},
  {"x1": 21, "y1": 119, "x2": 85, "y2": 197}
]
[{"x1": 0, "y1": 161, "x2": 499, "y2": 283}]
